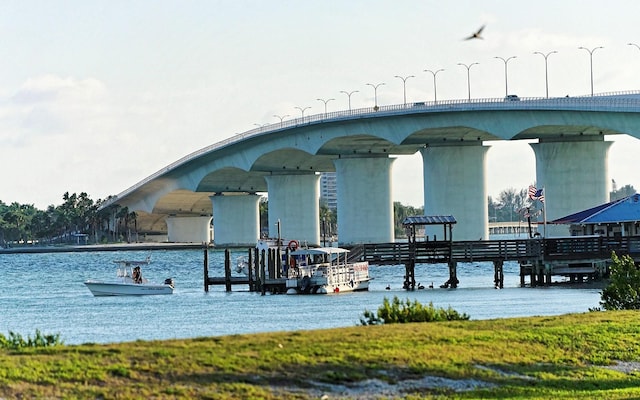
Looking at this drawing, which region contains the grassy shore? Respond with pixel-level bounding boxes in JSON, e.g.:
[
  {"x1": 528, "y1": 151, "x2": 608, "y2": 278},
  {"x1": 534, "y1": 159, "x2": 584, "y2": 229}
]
[{"x1": 2, "y1": 311, "x2": 640, "y2": 399}]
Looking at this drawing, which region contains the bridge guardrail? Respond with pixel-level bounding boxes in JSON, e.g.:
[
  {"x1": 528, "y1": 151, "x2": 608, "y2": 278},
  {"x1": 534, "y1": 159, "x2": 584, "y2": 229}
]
[{"x1": 103, "y1": 90, "x2": 640, "y2": 208}]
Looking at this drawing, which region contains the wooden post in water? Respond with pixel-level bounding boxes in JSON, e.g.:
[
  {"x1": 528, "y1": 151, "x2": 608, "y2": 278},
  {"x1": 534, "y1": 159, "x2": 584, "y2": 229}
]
[
  {"x1": 247, "y1": 248, "x2": 254, "y2": 292},
  {"x1": 203, "y1": 247, "x2": 209, "y2": 293},
  {"x1": 403, "y1": 260, "x2": 415, "y2": 290},
  {"x1": 260, "y1": 249, "x2": 266, "y2": 295},
  {"x1": 224, "y1": 248, "x2": 232, "y2": 292},
  {"x1": 447, "y1": 261, "x2": 458, "y2": 288},
  {"x1": 493, "y1": 260, "x2": 504, "y2": 288},
  {"x1": 537, "y1": 264, "x2": 545, "y2": 287},
  {"x1": 530, "y1": 262, "x2": 538, "y2": 287}
]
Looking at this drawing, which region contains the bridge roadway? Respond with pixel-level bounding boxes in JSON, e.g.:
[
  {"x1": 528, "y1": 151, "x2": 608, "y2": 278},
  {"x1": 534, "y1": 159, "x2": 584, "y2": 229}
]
[
  {"x1": 353, "y1": 235, "x2": 640, "y2": 288},
  {"x1": 102, "y1": 91, "x2": 640, "y2": 246}
]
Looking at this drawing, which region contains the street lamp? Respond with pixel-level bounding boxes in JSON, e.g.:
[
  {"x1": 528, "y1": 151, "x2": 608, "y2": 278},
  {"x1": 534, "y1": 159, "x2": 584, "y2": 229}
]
[
  {"x1": 394, "y1": 74, "x2": 415, "y2": 105},
  {"x1": 339, "y1": 90, "x2": 359, "y2": 111},
  {"x1": 273, "y1": 114, "x2": 289, "y2": 126},
  {"x1": 316, "y1": 98, "x2": 335, "y2": 115},
  {"x1": 424, "y1": 68, "x2": 444, "y2": 103},
  {"x1": 494, "y1": 56, "x2": 517, "y2": 97},
  {"x1": 294, "y1": 106, "x2": 311, "y2": 119},
  {"x1": 578, "y1": 46, "x2": 603, "y2": 96},
  {"x1": 629, "y1": 42, "x2": 640, "y2": 51},
  {"x1": 533, "y1": 50, "x2": 557, "y2": 98},
  {"x1": 365, "y1": 82, "x2": 385, "y2": 109},
  {"x1": 457, "y1": 62, "x2": 479, "y2": 101}
]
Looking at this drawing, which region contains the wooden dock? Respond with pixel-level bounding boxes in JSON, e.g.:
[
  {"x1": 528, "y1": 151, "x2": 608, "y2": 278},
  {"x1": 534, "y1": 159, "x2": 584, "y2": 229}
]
[
  {"x1": 354, "y1": 235, "x2": 640, "y2": 289},
  {"x1": 204, "y1": 248, "x2": 289, "y2": 294},
  {"x1": 204, "y1": 236, "x2": 640, "y2": 292}
]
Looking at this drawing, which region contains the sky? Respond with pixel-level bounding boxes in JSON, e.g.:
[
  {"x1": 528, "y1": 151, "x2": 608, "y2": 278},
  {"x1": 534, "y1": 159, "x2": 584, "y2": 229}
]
[{"x1": 2, "y1": 0, "x2": 640, "y2": 209}]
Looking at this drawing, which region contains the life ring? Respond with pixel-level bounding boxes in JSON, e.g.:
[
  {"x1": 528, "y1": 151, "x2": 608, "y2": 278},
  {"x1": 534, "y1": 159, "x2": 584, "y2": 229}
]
[{"x1": 287, "y1": 240, "x2": 299, "y2": 251}]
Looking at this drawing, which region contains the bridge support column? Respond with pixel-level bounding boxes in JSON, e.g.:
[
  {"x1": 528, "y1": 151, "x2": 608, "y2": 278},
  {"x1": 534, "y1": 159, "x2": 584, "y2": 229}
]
[
  {"x1": 334, "y1": 156, "x2": 395, "y2": 245},
  {"x1": 531, "y1": 138, "x2": 611, "y2": 237},
  {"x1": 210, "y1": 193, "x2": 261, "y2": 246},
  {"x1": 165, "y1": 215, "x2": 212, "y2": 243},
  {"x1": 264, "y1": 174, "x2": 320, "y2": 246},
  {"x1": 421, "y1": 144, "x2": 489, "y2": 241}
]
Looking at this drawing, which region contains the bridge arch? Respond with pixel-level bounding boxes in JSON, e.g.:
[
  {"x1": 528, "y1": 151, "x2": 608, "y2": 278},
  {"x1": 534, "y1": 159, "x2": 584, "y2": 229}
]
[{"x1": 102, "y1": 94, "x2": 640, "y2": 244}]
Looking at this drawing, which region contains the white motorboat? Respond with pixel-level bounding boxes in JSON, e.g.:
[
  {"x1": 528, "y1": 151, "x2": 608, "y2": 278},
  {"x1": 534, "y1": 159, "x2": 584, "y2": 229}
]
[
  {"x1": 84, "y1": 259, "x2": 174, "y2": 296},
  {"x1": 285, "y1": 247, "x2": 370, "y2": 294}
]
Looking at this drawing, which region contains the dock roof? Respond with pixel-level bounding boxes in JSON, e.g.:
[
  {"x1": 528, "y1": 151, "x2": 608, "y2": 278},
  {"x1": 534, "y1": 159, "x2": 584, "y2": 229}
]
[
  {"x1": 551, "y1": 193, "x2": 640, "y2": 224},
  {"x1": 402, "y1": 215, "x2": 457, "y2": 225}
]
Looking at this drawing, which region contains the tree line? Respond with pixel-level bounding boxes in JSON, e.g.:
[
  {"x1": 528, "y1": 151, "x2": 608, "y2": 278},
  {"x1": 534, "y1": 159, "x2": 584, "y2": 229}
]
[
  {"x1": 1, "y1": 183, "x2": 635, "y2": 246},
  {"x1": 488, "y1": 182, "x2": 636, "y2": 224},
  {"x1": 0, "y1": 192, "x2": 138, "y2": 247}
]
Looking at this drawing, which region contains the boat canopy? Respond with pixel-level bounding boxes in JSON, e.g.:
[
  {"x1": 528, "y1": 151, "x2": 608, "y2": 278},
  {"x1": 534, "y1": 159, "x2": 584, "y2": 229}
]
[{"x1": 290, "y1": 247, "x2": 349, "y2": 256}]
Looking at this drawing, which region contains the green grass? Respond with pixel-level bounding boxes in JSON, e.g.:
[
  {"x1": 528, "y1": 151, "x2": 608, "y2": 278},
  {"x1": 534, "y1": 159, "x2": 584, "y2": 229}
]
[{"x1": 2, "y1": 311, "x2": 640, "y2": 399}]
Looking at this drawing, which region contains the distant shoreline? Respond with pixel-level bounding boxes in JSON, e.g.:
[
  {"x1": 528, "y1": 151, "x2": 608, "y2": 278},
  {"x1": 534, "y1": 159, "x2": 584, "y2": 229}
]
[{"x1": 0, "y1": 242, "x2": 210, "y2": 254}]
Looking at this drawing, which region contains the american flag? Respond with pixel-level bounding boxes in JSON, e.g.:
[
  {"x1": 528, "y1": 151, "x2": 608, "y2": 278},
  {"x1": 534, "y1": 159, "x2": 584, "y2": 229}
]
[{"x1": 528, "y1": 185, "x2": 545, "y2": 203}]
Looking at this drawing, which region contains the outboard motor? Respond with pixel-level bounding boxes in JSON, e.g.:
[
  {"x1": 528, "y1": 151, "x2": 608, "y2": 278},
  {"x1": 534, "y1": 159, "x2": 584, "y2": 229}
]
[{"x1": 164, "y1": 278, "x2": 175, "y2": 288}]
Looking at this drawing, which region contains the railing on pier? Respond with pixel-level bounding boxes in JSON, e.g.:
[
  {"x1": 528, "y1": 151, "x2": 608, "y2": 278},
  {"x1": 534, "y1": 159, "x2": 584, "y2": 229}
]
[{"x1": 359, "y1": 235, "x2": 640, "y2": 266}]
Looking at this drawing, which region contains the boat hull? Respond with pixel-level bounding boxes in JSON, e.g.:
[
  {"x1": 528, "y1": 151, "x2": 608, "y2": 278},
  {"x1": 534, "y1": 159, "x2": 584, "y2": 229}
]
[
  {"x1": 84, "y1": 281, "x2": 174, "y2": 296},
  {"x1": 287, "y1": 279, "x2": 370, "y2": 295}
]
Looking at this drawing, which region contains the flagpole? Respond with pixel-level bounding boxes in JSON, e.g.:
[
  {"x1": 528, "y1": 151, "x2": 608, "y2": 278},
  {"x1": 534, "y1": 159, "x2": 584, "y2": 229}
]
[{"x1": 543, "y1": 186, "x2": 547, "y2": 237}]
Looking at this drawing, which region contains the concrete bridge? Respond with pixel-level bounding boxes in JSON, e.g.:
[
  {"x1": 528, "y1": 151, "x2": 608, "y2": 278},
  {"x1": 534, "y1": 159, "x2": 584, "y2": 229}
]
[{"x1": 103, "y1": 91, "x2": 640, "y2": 246}]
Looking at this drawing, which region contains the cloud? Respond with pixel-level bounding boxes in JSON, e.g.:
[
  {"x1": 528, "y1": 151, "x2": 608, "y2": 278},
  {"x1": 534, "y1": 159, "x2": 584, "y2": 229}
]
[{"x1": 0, "y1": 75, "x2": 109, "y2": 145}]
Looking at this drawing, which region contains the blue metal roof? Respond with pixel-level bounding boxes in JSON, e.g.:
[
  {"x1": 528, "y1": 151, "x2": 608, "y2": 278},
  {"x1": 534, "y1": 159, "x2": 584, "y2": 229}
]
[
  {"x1": 402, "y1": 215, "x2": 457, "y2": 225},
  {"x1": 551, "y1": 193, "x2": 640, "y2": 224}
]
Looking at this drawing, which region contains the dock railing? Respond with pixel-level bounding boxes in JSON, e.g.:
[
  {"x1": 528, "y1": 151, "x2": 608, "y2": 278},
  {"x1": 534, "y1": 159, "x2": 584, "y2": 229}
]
[{"x1": 359, "y1": 236, "x2": 640, "y2": 266}]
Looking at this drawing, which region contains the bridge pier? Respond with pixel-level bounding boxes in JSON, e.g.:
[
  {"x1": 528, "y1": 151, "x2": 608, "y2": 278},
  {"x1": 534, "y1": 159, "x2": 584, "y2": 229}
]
[
  {"x1": 210, "y1": 193, "x2": 261, "y2": 246},
  {"x1": 334, "y1": 156, "x2": 395, "y2": 245},
  {"x1": 421, "y1": 144, "x2": 489, "y2": 240},
  {"x1": 531, "y1": 138, "x2": 611, "y2": 237},
  {"x1": 166, "y1": 215, "x2": 212, "y2": 243},
  {"x1": 264, "y1": 173, "x2": 320, "y2": 246}
]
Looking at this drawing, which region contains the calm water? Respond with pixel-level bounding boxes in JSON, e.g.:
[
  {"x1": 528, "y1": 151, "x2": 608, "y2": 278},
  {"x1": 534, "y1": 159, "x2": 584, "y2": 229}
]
[{"x1": 0, "y1": 248, "x2": 603, "y2": 345}]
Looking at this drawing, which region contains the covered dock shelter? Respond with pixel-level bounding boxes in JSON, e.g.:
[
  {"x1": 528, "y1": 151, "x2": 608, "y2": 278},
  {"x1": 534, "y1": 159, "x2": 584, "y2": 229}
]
[{"x1": 402, "y1": 215, "x2": 457, "y2": 243}]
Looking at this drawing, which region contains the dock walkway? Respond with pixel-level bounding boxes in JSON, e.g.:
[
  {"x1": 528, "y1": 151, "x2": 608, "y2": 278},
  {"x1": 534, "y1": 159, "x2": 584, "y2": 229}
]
[{"x1": 354, "y1": 236, "x2": 640, "y2": 288}]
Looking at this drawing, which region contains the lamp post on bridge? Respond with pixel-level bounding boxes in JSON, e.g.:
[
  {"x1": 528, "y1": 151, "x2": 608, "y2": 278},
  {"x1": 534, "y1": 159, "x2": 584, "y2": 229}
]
[
  {"x1": 365, "y1": 82, "x2": 385, "y2": 110},
  {"x1": 273, "y1": 114, "x2": 289, "y2": 126},
  {"x1": 394, "y1": 74, "x2": 415, "y2": 105},
  {"x1": 457, "y1": 62, "x2": 479, "y2": 101},
  {"x1": 339, "y1": 90, "x2": 359, "y2": 111},
  {"x1": 424, "y1": 68, "x2": 444, "y2": 103},
  {"x1": 533, "y1": 50, "x2": 557, "y2": 98},
  {"x1": 494, "y1": 56, "x2": 516, "y2": 97},
  {"x1": 578, "y1": 46, "x2": 603, "y2": 96},
  {"x1": 316, "y1": 98, "x2": 335, "y2": 116},
  {"x1": 294, "y1": 106, "x2": 311, "y2": 119}
]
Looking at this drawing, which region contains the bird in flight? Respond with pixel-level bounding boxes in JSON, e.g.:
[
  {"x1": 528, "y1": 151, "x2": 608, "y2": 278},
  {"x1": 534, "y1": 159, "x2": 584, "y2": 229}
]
[{"x1": 464, "y1": 25, "x2": 485, "y2": 40}]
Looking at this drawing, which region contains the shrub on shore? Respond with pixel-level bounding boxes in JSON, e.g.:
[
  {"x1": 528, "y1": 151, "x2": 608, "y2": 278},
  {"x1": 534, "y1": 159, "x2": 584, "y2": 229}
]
[
  {"x1": 600, "y1": 252, "x2": 640, "y2": 310},
  {"x1": 0, "y1": 330, "x2": 63, "y2": 350},
  {"x1": 360, "y1": 295, "x2": 470, "y2": 325}
]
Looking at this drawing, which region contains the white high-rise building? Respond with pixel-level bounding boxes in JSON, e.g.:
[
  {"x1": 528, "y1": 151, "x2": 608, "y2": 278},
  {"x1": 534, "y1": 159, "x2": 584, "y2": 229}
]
[{"x1": 320, "y1": 172, "x2": 337, "y2": 211}]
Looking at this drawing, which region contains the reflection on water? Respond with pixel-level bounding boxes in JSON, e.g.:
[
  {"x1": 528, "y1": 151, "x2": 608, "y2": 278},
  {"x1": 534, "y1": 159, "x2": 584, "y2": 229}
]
[{"x1": 0, "y1": 249, "x2": 602, "y2": 344}]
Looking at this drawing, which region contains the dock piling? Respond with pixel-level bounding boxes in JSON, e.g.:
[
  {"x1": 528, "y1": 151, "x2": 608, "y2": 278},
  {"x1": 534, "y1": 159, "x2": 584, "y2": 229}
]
[
  {"x1": 493, "y1": 260, "x2": 504, "y2": 288},
  {"x1": 224, "y1": 248, "x2": 232, "y2": 292},
  {"x1": 203, "y1": 247, "x2": 209, "y2": 293}
]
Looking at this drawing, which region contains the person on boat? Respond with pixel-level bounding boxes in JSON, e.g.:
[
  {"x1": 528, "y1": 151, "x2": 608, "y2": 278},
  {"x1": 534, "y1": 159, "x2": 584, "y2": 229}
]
[{"x1": 132, "y1": 266, "x2": 143, "y2": 284}]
